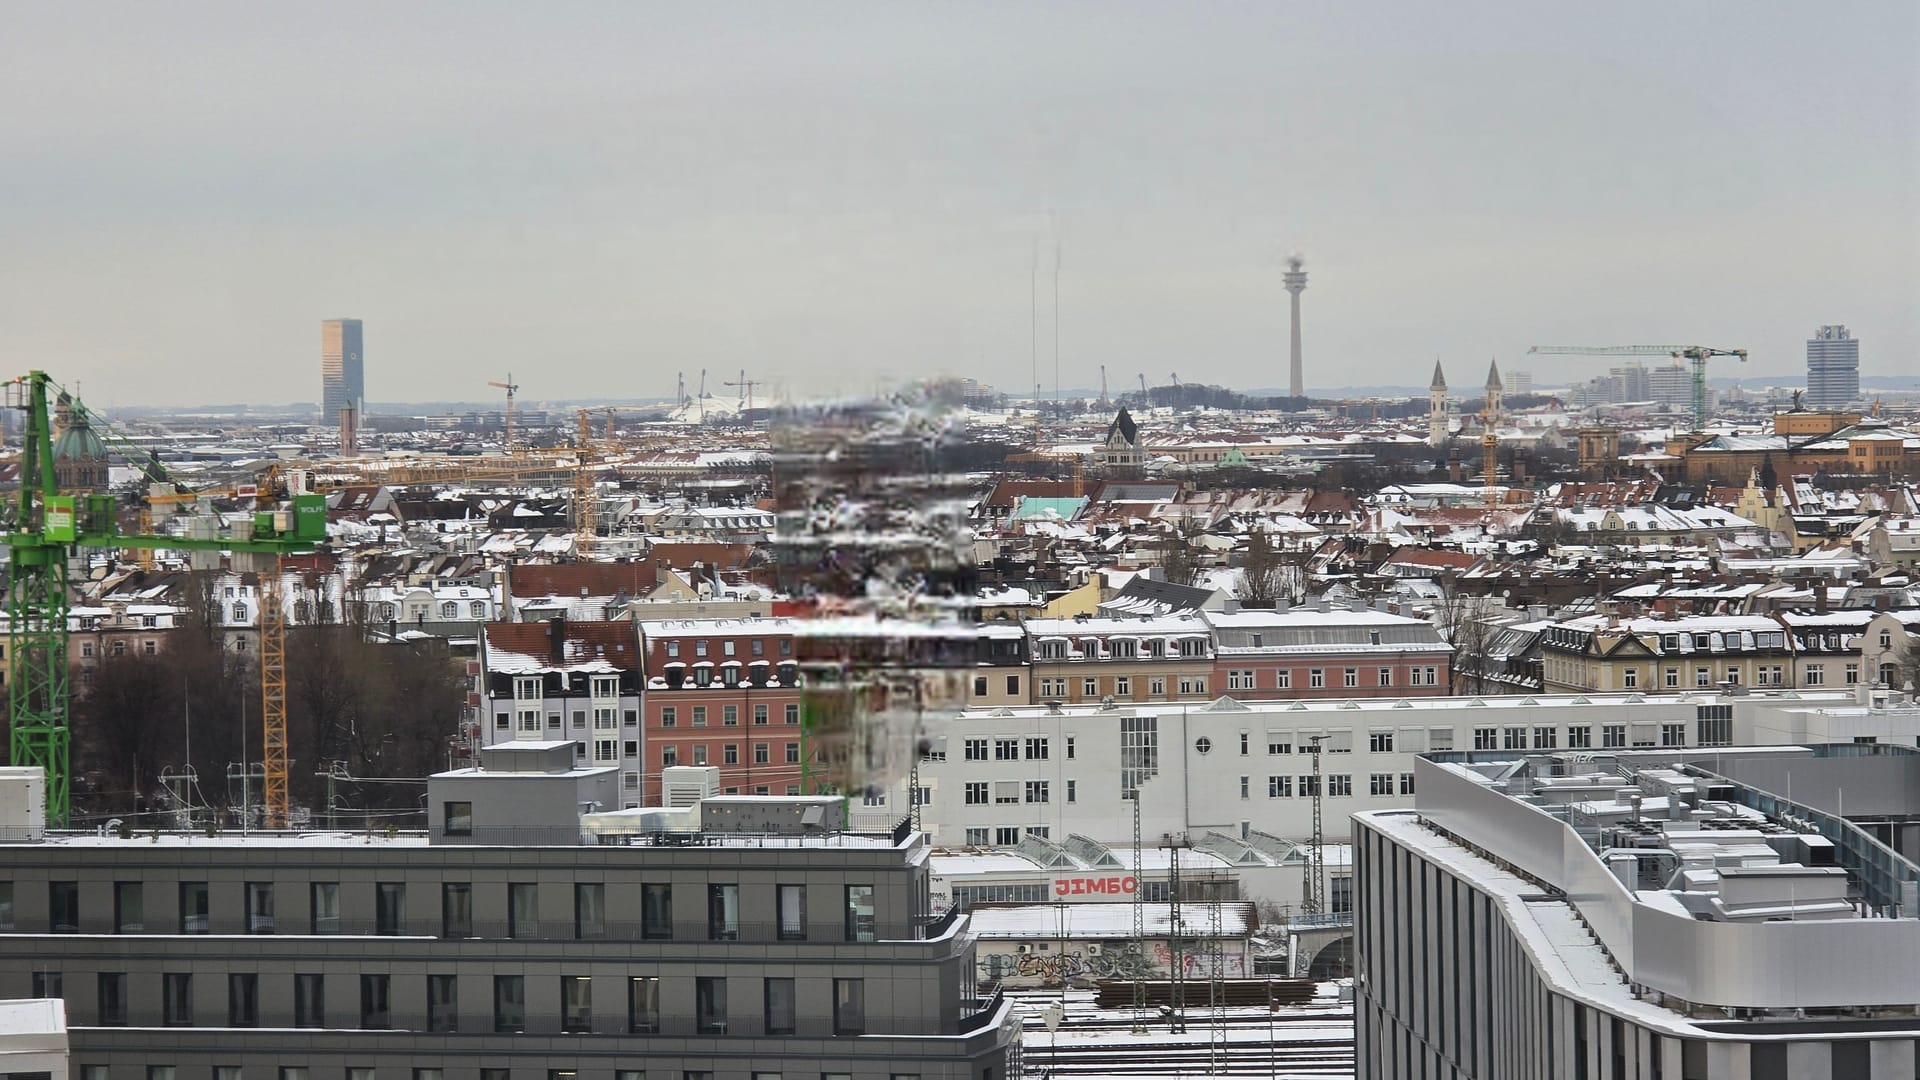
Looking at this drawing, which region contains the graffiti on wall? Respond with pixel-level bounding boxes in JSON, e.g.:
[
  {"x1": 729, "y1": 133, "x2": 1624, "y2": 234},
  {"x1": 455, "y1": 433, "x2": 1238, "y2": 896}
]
[
  {"x1": 989, "y1": 943, "x2": 1247, "y2": 984},
  {"x1": 1151, "y1": 943, "x2": 1249, "y2": 979}
]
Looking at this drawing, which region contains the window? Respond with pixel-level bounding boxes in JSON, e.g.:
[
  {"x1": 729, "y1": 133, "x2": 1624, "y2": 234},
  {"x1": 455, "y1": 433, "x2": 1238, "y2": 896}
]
[
  {"x1": 1370, "y1": 774, "x2": 1394, "y2": 796},
  {"x1": 1846, "y1": 663, "x2": 1861, "y2": 685},
  {"x1": 1309, "y1": 669, "x2": 1325, "y2": 689},
  {"x1": 1228, "y1": 670, "x2": 1255, "y2": 691},
  {"x1": 709, "y1": 884, "x2": 741, "y2": 940},
  {"x1": 1025, "y1": 736, "x2": 1049, "y2": 760},
  {"x1": 294, "y1": 973, "x2": 324, "y2": 1028},
  {"x1": 755, "y1": 742, "x2": 770, "y2": 764},
  {"x1": 754, "y1": 703, "x2": 770, "y2": 725},
  {"x1": 1473, "y1": 727, "x2": 1498, "y2": 750},
  {"x1": 1268, "y1": 775, "x2": 1293, "y2": 798},
  {"x1": 1400, "y1": 773, "x2": 1416, "y2": 795},
  {"x1": 786, "y1": 703, "x2": 800, "y2": 724},
  {"x1": 722, "y1": 743, "x2": 739, "y2": 765},
  {"x1": 1267, "y1": 732, "x2": 1292, "y2": 754},
  {"x1": 1368, "y1": 731, "x2": 1394, "y2": 753},
  {"x1": 1331, "y1": 876, "x2": 1354, "y2": 915},
  {"x1": 441, "y1": 883, "x2": 473, "y2": 938},
  {"x1": 692, "y1": 745, "x2": 708, "y2": 766},
  {"x1": 628, "y1": 976, "x2": 661, "y2": 1033},
  {"x1": 641, "y1": 883, "x2": 672, "y2": 939},
  {"x1": 965, "y1": 782, "x2": 988, "y2": 805},
  {"x1": 163, "y1": 973, "x2": 193, "y2": 1026},
  {"x1": 1024, "y1": 779, "x2": 1051, "y2": 804},
  {"x1": 1115, "y1": 675, "x2": 1131, "y2": 696},
  {"x1": 32, "y1": 970, "x2": 60, "y2": 1000},
  {"x1": 660, "y1": 706, "x2": 677, "y2": 728},
  {"x1": 1328, "y1": 774, "x2": 1353, "y2": 797},
  {"x1": 1239, "y1": 732, "x2": 1250, "y2": 755},
  {"x1": 310, "y1": 883, "x2": 340, "y2": 934},
  {"x1": 1083, "y1": 677, "x2": 1099, "y2": 697},
  {"x1": 1240, "y1": 775, "x2": 1250, "y2": 799},
  {"x1": 1066, "y1": 779, "x2": 1076, "y2": 803},
  {"x1": 964, "y1": 827, "x2": 989, "y2": 845},
  {"x1": 1149, "y1": 676, "x2": 1165, "y2": 696},
  {"x1": 561, "y1": 975, "x2": 593, "y2": 1033},
  {"x1": 428, "y1": 974, "x2": 457, "y2": 1032},
  {"x1": 1533, "y1": 727, "x2": 1557, "y2": 750},
  {"x1": 360, "y1": 974, "x2": 391, "y2": 1029},
  {"x1": 785, "y1": 741, "x2": 801, "y2": 764},
  {"x1": 509, "y1": 882, "x2": 539, "y2": 938},
  {"x1": 695, "y1": 976, "x2": 728, "y2": 1034},
  {"x1": 845, "y1": 884, "x2": 877, "y2": 941},
  {"x1": 1343, "y1": 668, "x2": 1358, "y2": 688},
  {"x1": 764, "y1": 977, "x2": 797, "y2": 1035},
  {"x1": 833, "y1": 978, "x2": 866, "y2": 1035},
  {"x1": 1695, "y1": 667, "x2": 1711, "y2": 688},
  {"x1": 226, "y1": 973, "x2": 258, "y2": 1027},
  {"x1": 692, "y1": 705, "x2": 708, "y2": 726},
  {"x1": 1500, "y1": 726, "x2": 1525, "y2": 750},
  {"x1": 1660, "y1": 723, "x2": 1687, "y2": 747},
  {"x1": 493, "y1": 975, "x2": 526, "y2": 1032},
  {"x1": 1697, "y1": 704, "x2": 1733, "y2": 747},
  {"x1": 1566, "y1": 725, "x2": 1592, "y2": 749},
  {"x1": 376, "y1": 882, "x2": 405, "y2": 935},
  {"x1": 1602, "y1": 724, "x2": 1626, "y2": 749},
  {"x1": 723, "y1": 704, "x2": 739, "y2": 726},
  {"x1": 1066, "y1": 735, "x2": 1076, "y2": 759},
  {"x1": 661, "y1": 745, "x2": 678, "y2": 767},
  {"x1": 996, "y1": 826, "x2": 1020, "y2": 845},
  {"x1": 1276, "y1": 670, "x2": 1291, "y2": 690},
  {"x1": 1178, "y1": 676, "x2": 1207, "y2": 695},
  {"x1": 1622, "y1": 668, "x2": 1638, "y2": 689},
  {"x1": 113, "y1": 881, "x2": 142, "y2": 933},
  {"x1": 777, "y1": 884, "x2": 807, "y2": 940},
  {"x1": 172, "y1": 881, "x2": 208, "y2": 933},
  {"x1": 237, "y1": 881, "x2": 273, "y2": 934},
  {"x1": 97, "y1": 972, "x2": 128, "y2": 1025},
  {"x1": 995, "y1": 738, "x2": 1018, "y2": 760},
  {"x1": 1006, "y1": 674, "x2": 1021, "y2": 696},
  {"x1": 964, "y1": 738, "x2": 987, "y2": 761},
  {"x1": 973, "y1": 675, "x2": 988, "y2": 697},
  {"x1": 1664, "y1": 667, "x2": 1680, "y2": 688},
  {"x1": 576, "y1": 883, "x2": 606, "y2": 939},
  {"x1": 1429, "y1": 727, "x2": 1454, "y2": 751},
  {"x1": 1120, "y1": 714, "x2": 1159, "y2": 800}
]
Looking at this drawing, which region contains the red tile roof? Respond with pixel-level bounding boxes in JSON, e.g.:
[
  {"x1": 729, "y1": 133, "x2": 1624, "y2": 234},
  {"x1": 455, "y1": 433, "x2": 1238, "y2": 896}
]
[{"x1": 508, "y1": 562, "x2": 657, "y2": 599}]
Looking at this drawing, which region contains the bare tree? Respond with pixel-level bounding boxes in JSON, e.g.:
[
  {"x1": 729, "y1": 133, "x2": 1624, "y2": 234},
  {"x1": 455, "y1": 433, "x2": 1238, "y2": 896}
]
[
  {"x1": 1434, "y1": 577, "x2": 1502, "y2": 695},
  {"x1": 1158, "y1": 515, "x2": 1201, "y2": 587}
]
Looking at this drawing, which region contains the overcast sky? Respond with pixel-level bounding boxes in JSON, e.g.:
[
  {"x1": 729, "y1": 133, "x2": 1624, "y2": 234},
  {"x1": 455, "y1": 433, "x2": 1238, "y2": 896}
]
[{"x1": 3, "y1": 2, "x2": 1915, "y2": 409}]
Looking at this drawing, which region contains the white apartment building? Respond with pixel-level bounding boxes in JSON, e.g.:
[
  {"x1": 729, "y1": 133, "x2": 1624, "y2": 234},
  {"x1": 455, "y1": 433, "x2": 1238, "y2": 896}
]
[{"x1": 894, "y1": 690, "x2": 1861, "y2": 867}]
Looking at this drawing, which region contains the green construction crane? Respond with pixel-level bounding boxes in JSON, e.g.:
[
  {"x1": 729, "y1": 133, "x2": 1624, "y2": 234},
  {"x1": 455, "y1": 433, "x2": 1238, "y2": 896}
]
[
  {"x1": 6, "y1": 371, "x2": 327, "y2": 825},
  {"x1": 1527, "y1": 344, "x2": 1748, "y2": 431}
]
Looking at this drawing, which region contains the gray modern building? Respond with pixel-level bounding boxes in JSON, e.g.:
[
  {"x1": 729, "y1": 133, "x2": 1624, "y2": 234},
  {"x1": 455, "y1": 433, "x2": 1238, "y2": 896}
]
[
  {"x1": 1807, "y1": 324, "x2": 1860, "y2": 408},
  {"x1": 1355, "y1": 745, "x2": 1920, "y2": 1079},
  {"x1": 0, "y1": 746, "x2": 1020, "y2": 1080},
  {"x1": 321, "y1": 318, "x2": 365, "y2": 423}
]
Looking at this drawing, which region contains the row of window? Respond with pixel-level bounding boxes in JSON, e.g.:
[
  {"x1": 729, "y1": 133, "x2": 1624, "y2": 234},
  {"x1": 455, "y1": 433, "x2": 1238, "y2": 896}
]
[
  {"x1": 1469, "y1": 723, "x2": 1688, "y2": 751},
  {"x1": 1224, "y1": 666, "x2": 1443, "y2": 691},
  {"x1": 661, "y1": 637, "x2": 792, "y2": 659},
  {"x1": 961, "y1": 780, "x2": 1064, "y2": 806},
  {"x1": 1034, "y1": 637, "x2": 1208, "y2": 661},
  {"x1": 657, "y1": 741, "x2": 802, "y2": 769},
  {"x1": 1551, "y1": 660, "x2": 1897, "y2": 689},
  {"x1": 962, "y1": 736, "x2": 1071, "y2": 762},
  {"x1": 1253, "y1": 773, "x2": 1415, "y2": 798},
  {"x1": 1035, "y1": 675, "x2": 1210, "y2": 698},
  {"x1": 8, "y1": 880, "x2": 877, "y2": 943},
  {"x1": 78, "y1": 639, "x2": 160, "y2": 658},
  {"x1": 658, "y1": 703, "x2": 799, "y2": 727},
  {"x1": 66, "y1": 970, "x2": 871, "y2": 1036}
]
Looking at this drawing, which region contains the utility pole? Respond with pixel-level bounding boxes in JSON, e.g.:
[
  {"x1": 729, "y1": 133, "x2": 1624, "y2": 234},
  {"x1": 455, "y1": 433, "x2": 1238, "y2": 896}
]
[
  {"x1": 1165, "y1": 831, "x2": 1190, "y2": 1033},
  {"x1": 1304, "y1": 734, "x2": 1328, "y2": 917},
  {"x1": 1130, "y1": 793, "x2": 1147, "y2": 1034}
]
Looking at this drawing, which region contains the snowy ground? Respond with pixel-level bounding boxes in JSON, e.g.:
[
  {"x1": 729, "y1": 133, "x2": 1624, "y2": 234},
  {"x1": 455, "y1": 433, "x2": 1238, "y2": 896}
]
[{"x1": 1012, "y1": 984, "x2": 1355, "y2": 1079}]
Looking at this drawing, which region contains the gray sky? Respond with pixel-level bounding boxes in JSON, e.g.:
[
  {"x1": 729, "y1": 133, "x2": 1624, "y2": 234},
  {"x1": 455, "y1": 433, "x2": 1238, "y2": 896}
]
[{"x1": 3, "y1": 2, "x2": 1915, "y2": 408}]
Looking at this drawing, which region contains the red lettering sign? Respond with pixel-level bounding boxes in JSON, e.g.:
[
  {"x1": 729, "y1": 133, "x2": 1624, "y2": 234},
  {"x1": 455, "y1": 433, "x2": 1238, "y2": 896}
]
[{"x1": 1052, "y1": 875, "x2": 1138, "y2": 899}]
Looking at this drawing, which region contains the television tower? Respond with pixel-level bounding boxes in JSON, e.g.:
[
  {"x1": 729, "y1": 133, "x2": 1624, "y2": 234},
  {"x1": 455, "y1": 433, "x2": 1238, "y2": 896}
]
[{"x1": 1283, "y1": 254, "x2": 1308, "y2": 399}]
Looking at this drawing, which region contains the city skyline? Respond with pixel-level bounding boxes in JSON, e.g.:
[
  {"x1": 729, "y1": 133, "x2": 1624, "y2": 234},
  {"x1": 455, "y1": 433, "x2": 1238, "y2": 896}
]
[{"x1": 3, "y1": 3, "x2": 1914, "y2": 409}]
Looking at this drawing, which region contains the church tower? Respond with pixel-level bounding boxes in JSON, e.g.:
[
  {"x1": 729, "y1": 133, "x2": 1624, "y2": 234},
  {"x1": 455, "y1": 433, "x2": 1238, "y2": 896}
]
[
  {"x1": 1427, "y1": 361, "x2": 1449, "y2": 447},
  {"x1": 1483, "y1": 359, "x2": 1504, "y2": 427}
]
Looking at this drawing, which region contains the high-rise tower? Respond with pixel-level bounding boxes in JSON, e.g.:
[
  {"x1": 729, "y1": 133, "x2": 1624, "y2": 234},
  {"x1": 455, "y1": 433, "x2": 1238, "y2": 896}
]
[
  {"x1": 1283, "y1": 255, "x2": 1308, "y2": 399},
  {"x1": 1427, "y1": 361, "x2": 1449, "y2": 447},
  {"x1": 1805, "y1": 325, "x2": 1859, "y2": 408},
  {"x1": 321, "y1": 318, "x2": 365, "y2": 422}
]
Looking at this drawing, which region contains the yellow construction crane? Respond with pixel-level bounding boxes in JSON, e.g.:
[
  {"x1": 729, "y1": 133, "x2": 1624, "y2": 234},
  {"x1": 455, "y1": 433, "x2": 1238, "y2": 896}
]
[
  {"x1": 1527, "y1": 344, "x2": 1747, "y2": 431},
  {"x1": 487, "y1": 373, "x2": 520, "y2": 450}
]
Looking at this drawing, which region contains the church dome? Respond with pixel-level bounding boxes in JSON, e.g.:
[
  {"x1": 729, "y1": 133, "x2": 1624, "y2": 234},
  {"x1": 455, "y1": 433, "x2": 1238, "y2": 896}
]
[{"x1": 53, "y1": 399, "x2": 108, "y2": 462}]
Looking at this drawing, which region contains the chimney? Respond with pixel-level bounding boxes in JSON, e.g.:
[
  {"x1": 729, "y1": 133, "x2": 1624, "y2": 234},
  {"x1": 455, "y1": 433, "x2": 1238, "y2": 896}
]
[
  {"x1": 1815, "y1": 588, "x2": 1829, "y2": 614},
  {"x1": 548, "y1": 614, "x2": 568, "y2": 663}
]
